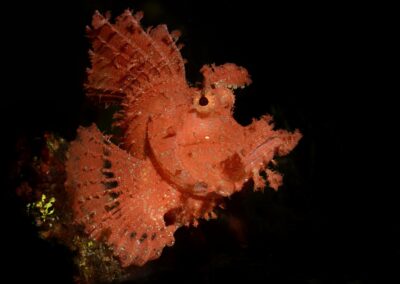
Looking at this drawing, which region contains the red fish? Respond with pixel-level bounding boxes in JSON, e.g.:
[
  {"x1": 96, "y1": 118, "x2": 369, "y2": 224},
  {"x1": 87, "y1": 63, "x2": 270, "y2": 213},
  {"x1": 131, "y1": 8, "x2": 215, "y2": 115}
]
[{"x1": 65, "y1": 10, "x2": 301, "y2": 268}]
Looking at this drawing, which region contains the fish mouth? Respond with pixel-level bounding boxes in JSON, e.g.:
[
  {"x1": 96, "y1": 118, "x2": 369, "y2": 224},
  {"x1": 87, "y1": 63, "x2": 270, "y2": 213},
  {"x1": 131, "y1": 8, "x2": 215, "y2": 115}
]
[
  {"x1": 240, "y1": 130, "x2": 302, "y2": 190},
  {"x1": 242, "y1": 136, "x2": 281, "y2": 173},
  {"x1": 242, "y1": 129, "x2": 302, "y2": 172}
]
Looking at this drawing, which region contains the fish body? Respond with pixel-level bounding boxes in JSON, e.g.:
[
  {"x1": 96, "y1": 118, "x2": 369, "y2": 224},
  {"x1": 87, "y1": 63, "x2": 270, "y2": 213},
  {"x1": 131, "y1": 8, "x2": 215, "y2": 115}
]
[{"x1": 65, "y1": 10, "x2": 301, "y2": 267}]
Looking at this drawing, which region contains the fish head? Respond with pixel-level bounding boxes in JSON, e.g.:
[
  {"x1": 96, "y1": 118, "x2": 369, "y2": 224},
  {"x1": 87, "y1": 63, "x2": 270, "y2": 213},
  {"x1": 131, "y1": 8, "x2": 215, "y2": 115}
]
[{"x1": 146, "y1": 64, "x2": 301, "y2": 197}]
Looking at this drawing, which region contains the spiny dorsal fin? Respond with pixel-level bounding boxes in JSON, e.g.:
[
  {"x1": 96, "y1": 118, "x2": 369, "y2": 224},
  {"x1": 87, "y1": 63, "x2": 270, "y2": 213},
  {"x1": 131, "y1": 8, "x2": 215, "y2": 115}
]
[{"x1": 85, "y1": 10, "x2": 186, "y2": 104}]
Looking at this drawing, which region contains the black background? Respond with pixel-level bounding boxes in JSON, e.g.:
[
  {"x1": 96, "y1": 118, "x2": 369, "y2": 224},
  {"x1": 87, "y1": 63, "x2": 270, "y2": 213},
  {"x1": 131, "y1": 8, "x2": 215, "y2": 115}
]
[{"x1": 1, "y1": 1, "x2": 397, "y2": 283}]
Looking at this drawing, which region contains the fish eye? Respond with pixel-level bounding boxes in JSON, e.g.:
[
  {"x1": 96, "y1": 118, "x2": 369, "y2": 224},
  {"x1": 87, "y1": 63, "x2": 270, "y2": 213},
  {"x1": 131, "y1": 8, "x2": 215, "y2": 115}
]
[
  {"x1": 199, "y1": 96, "x2": 209, "y2": 106},
  {"x1": 193, "y1": 92, "x2": 215, "y2": 116}
]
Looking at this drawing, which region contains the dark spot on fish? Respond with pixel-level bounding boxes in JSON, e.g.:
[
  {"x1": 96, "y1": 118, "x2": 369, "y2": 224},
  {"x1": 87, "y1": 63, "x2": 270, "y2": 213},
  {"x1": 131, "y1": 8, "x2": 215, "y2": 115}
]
[
  {"x1": 104, "y1": 201, "x2": 120, "y2": 212},
  {"x1": 109, "y1": 191, "x2": 121, "y2": 199},
  {"x1": 139, "y1": 233, "x2": 148, "y2": 243},
  {"x1": 103, "y1": 147, "x2": 111, "y2": 156},
  {"x1": 161, "y1": 36, "x2": 170, "y2": 45},
  {"x1": 102, "y1": 180, "x2": 118, "y2": 189},
  {"x1": 102, "y1": 171, "x2": 115, "y2": 179},
  {"x1": 130, "y1": 232, "x2": 137, "y2": 238},
  {"x1": 103, "y1": 159, "x2": 112, "y2": 169},
  {"x1": 151, "y1": 233, "x2": 156, "y2": 240}
]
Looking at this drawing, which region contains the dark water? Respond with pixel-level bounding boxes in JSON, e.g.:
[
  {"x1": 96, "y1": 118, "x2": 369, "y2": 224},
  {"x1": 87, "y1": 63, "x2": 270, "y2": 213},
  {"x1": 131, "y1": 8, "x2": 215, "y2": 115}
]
[{"x1": 1, "y1": 1, "x2": 396, "y2": 283}]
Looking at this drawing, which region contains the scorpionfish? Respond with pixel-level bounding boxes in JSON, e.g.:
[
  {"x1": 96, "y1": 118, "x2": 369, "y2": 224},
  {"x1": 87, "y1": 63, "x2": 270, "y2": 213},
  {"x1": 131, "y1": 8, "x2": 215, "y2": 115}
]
[{"x1": 62, "y1": 10, "x2": 302, "y2": 268}]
